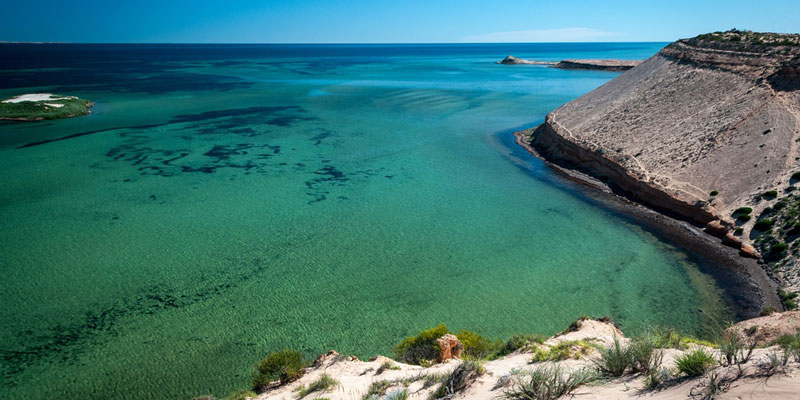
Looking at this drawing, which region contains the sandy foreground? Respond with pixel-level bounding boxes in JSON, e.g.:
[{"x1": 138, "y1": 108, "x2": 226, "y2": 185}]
[{"x1": 252, "y1": 316, "x2": 800, "y2": 400}]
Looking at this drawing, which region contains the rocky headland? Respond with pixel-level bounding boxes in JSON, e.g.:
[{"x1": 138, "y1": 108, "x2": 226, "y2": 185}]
[
  {"x1": 497, "y1": 55, "x2": 640, "y2": 71},
  {"x1": 518, "y1": 30, "x2": 800, "y2": 311}
]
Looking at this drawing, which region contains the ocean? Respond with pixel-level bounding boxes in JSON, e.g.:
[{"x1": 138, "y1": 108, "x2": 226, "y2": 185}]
[{"x1": 0, "y1": 43, "x2": 733, "y2": 399}]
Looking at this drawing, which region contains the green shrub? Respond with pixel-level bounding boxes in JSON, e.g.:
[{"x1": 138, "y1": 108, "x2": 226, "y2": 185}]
[
  {"x1": 754, "y1": 219, "x2": 774, "y2": 230},
  {"x1": 393, "y1": 324, "x2": 448, "y2": 365},
  {"x1": 490, "y1": 334, "x2": 546, "y2": 359},
  {"x1": 432, "y1": 360, "x2": 484, "y2": 399},
  {"x1": 776, "y1": 334, "x2": 800, "y2": 362},
  {"x1": 718, "y1": 329, "x2": 756, "y2": 366},
  {"x1": 504, "y1": 365, "x2": 595, "y2": 400},
  {"x1": 456, "y1": 330, "x2": 496, "y2": 360},
  {"x1": 385, "y1": 388, "x2": 408, "y2": 400},
  {"x1": 592, "y1": 336, "x2": 631, "y2": 377},
  {"x1": 363, "y1": 380, "x2": 392, "y2": 399},
  {"x1": 710, "y1": 190, "x2": 718, "y2": 196},
  {"x1": 675, "y1": 349, "x2": 715, "y2": 376},
  {"x1": 791, "y1": 172, "x2": 800, "y2": 181},
  {"x1": 643, "y1": 368, "x2": 672, "y2": 390},
  {"x1": 297, "y1": 374, "x2": 338, "y2": 398},
  {"x1": 763, "y1": 190, "x2": 778, "y2": 199},
  {"x1": 630, "y1": 336, "x2": 662, "y2": 373},
  {"x1": 532, "y1": 340, "x2": 594, "y2": 363},
  {"x1": 737, "y1": 214, "x2": 751, "y2": 222},
  {"x1": 734, "y1": 207, "x2": 753, "y2": 215},
  {"x1": 771, "y1": 242, "x2": 788, "y2": 254},
  {"x1": 649, "y1": 326, "x2": 683, "y2": 349},
  {"x1": 760, "y1": 306, "x2": 778, "y2": 316},
  {"x1": 778, "y1": 288, "x2": 799, "y2": 310},
  {"x1": 253, "y1": 349, "x2": 307, "y2": 390},
  {"x1": 734, "y1": 227, "x2": 744, "y2": 235}
]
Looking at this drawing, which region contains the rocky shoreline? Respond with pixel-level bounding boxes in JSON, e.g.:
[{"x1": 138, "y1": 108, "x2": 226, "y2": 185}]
[{"x1": 513, "y1": 130, "x2": 781, "y2": 318}]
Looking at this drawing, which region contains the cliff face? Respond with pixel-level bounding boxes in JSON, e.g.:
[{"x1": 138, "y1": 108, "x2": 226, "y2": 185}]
[{"x1": 525, "y1": 32, "x2": 800, "y2": 292}]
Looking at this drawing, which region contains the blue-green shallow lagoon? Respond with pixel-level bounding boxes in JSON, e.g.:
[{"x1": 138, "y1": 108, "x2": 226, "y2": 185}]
[{"x1": 0, "y1": 43, "x2": 734, "y2": 399}]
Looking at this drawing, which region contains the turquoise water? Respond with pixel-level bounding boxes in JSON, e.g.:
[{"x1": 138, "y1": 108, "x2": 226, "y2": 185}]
[{"x1": 0, "y1": 43, "x2": 733, "y2": 399}]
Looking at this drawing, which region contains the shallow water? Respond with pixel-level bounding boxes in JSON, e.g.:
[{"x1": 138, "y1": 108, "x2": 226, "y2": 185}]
[{"x1": 0, "y1": 43, "x2": 734, "y2": 399}]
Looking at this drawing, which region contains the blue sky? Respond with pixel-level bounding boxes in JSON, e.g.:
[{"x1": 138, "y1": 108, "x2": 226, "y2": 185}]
[{"x1": 2, "y1": 0, "x2": 799, "y2": 43}]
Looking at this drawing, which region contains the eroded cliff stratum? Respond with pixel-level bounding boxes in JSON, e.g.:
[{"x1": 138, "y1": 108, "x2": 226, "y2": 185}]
[{"x1": 522, "y1": 31, "x2": 800, "y2": 295}]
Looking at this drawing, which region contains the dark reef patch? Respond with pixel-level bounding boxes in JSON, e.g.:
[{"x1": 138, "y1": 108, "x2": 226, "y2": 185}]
[{"x1": 0, "y1": 257, "x2": 276, "y2": 386}]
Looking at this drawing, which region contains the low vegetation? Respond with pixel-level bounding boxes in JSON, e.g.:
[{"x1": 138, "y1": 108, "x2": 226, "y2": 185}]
[
  {"x1": 675, "y1": 349, "x2": 715, "y2": 377},
  {"x1": 504, "y1": 365, "x2": 595, "y2": 400},
  {"x1": 431, "y1": 360, "x2": 485, "y2": 399},
  {"x1": 393, "y1": 324, "x2": 448, "y2": 365},
  {"x1": 297, "y1": 374, "x2": 339, "y2": 398},
  {"x1": 531, "y1": 340, "x2": 595, "y2": 362},
  {"x1": 592, "y1": 336, "x2": 631, "y2": 377},
  {"x1": 253, "y1": 349, "x2": 308, "y2": 391},
  {"x1": 694, "y1": 30, "x2": 800, "y2": 47}
]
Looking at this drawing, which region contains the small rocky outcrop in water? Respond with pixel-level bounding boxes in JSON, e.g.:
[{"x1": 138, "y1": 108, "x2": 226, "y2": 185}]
[
  {"x1": 497, "y1": 55, "x2": 552, "y2": 65},
  {"x1": 435, "y1": 333, "x2": 463, "y2": 362},
  {"x1": 497, "y1": 55, "x2": 640, "y2": 70},
  {"x1": 521, "y1": 30, "x2": 800, "y2": 306}
]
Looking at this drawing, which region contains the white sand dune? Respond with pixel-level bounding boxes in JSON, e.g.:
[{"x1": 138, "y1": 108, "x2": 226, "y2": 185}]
[{"x1": 2, "y1": 93, "x2": 76, "y2": 103}]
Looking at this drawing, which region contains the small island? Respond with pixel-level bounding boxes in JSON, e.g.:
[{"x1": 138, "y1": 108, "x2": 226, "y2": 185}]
[{"x1": 0, "y1": 93, "x2": 94, "y2": 121}]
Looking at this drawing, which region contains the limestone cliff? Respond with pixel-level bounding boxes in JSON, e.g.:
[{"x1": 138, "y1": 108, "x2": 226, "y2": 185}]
[{"x1": 522, "y1": 31, "x2": 800, "y2": 294}]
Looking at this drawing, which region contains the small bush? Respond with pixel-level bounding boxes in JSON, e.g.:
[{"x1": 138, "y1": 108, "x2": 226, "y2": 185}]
[
  {"x1": 393, "y1": 324, "x2": 448, "y2": 365},
  {"x1": 432, "y1": 360, "x2": 484, "y2": 399},
  {"x1": 719, "y1": 329, "x2": 756, "y2": 366},
  {"x1": 760, "y1": 306, "x2": 778, "y2": 316},
  {"x1": 532, "y1": 340, "x2": 594, "y2": 363},
  {"x1": 737, "y1": 214, "x2": 752, "y2": 222},
  {"x1": 493, "y1": 334, "x2": 547, "y2": 358},
  {"x1": 710, "y1": 190, "x2": 718, "y2": 196},
  {"x1": 363, "y1": 380, "x2": 392, "y2": 399},
  {"x1": 778, "y1": 288, "x2": 799, "y2": 310},
  {"x1": 643, "y1": 367, "x2": 672, "y2": 390},
  {"x1": 253, "y1": 349, "x2": 307, "y2": 390},
  {"x1": 456, "y1": 330, "x2": 496, "y2": 360},
  {"x1": 734, "y1": 207, "x2": 753, "y2": 215},
  {"x1": 763, "y1": 190, "x2": 778, "y2": 199},
  {"x1": 771, "y1": 242, "x2": 788, "y2": 254},
  {"x1": 675, "y1": 349, "x2": 715, "y2": 377},
  {"x1": 792, "y1": 171, "x2": 800, "y2": 181},
  {"x1": 630, "y1": 336, "x2": 662, "y2": 373},
  {"x1": 385, "y1": 388, "x2": 408, "y2": 400},
  {"x1": 754, "y1": 219, "x2": 774, "y2": 230},
  {"x1": 297, "y1": 374, "x2": 339, "y2": 398},
  {"x1": 776, "y1": 333, "x2": 800, "y2": 362},
  {"x1": 650, "y1": 326, "x2": 683, "y2": 349},
  {"x1": 375, "y1": 360, "x2": 400, "y2": 375},
  {"x1": 760, "y1": 350, "x2": 790, "y2": 375},
  {"x1": 734, "y1": 227, "x2": 744, "y2": 235},
  {"x1": 592, "y1": 336, "x2": 631, "y2": 377},
  {"x1": 504, "y1": 365, "x2": 595, "y2": 400}
]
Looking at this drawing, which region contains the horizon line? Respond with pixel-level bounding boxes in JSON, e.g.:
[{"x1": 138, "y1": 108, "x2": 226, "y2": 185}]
[{"x1": 0, "y1": 40, "x2": 674, "y2": 45}]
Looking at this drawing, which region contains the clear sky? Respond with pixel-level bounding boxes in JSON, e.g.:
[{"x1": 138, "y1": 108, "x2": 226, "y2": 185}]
[{"x1": 2, "y1": 0, "x2": 799, "y2": 43}]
